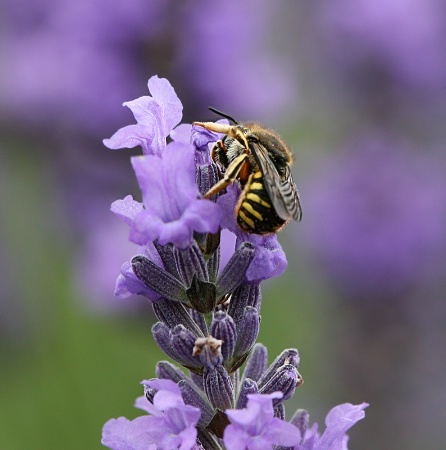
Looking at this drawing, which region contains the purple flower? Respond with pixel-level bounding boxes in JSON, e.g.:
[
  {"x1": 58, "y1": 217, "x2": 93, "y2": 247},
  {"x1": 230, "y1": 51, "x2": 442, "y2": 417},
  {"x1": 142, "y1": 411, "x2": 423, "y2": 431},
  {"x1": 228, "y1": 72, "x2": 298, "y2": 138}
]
[
  {"x1": 178, "y1": 0, "x2": 299, "y2": 122},
  {"x1": 104, "y1": 76, "x2": 183, "y2": 156},
  {"x1": 112, "y1": 142, "x2": 222, "y2": 249},
  {"x1": 302, "y1": 132, "x2": 445, "y2": 300},
  {"x1": 295, "y1": 403, "x2": 368, "y2": 450},
  {"x1": 218, "y1": 184, "x2": 288, "y2": 282},
  {"x1": 102, "y1": 379, "x2": 201, "y2": 450},
  {"x1": 223, "y1": 392, "x2": 302, "y2": 449},
  {"x1": 318, "y1": 0, "x2": 446, "y2": 92},
  {"x1": 74, "y1": 219, "x2": 156, "y2": 314},
  {"x1": 1, "y1": 0, "x2": 167, "y2": 134}
]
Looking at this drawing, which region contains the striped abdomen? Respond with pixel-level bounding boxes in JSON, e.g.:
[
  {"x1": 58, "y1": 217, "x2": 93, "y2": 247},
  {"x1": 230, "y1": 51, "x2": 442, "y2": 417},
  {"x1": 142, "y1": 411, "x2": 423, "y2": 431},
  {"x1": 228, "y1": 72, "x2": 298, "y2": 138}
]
[{"x1": 236, "y1": 171, "x2": 287, "y2": 234}]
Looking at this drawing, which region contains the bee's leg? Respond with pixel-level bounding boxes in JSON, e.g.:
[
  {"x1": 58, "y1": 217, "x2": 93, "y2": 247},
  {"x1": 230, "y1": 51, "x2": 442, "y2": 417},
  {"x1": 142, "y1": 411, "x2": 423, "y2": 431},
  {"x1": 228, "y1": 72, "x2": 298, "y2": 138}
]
[
  {"x1": 193, "y1": 122, "x2": 249, "y2": 149},
  {"x1": 211, "y1": 140, "x2": 228, "y2": 171},
  {"x1": 203, "y1": 153, "x2": 249, "y2": 198}
]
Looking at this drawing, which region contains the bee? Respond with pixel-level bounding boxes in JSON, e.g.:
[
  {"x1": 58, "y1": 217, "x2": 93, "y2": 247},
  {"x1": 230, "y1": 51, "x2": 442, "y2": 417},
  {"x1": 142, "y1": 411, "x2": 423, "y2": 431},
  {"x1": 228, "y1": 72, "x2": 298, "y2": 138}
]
[{"x1": 193, "y1": 108, "x2": 302, "y2": 234}]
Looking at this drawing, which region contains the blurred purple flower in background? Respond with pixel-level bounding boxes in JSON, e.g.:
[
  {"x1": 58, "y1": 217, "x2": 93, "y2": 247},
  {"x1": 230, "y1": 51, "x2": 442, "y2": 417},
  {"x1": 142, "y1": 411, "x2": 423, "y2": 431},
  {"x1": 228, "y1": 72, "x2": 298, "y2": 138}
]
[
  {"x1": 74, "y1": 219, "x2": 155, "y2": 314},
  {"x1": 302, "y1": 131, "x2": 445, "y2": 301},
  {"x1": 1, "y1": 0, "x2": 300, "y2": 135},
  {"x1": 177, "y1": 0, "x2": 299, "y2": 122},
  {"x1": 0, "y1": 0, "x2": 170, "y2": 134},
  {"x1": 318, "y1": 0, "x2": 446, "y2": 94}
]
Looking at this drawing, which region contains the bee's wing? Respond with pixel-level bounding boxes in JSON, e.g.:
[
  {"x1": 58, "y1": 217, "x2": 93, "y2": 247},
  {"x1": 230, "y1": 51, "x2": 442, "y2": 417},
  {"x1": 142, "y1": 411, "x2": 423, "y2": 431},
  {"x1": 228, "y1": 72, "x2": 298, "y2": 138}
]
[
  {"x1": 281, "y1": 165, "x2": 303, "y2": 221},
  {"x1": 250, "y1": 142, "x2": 302, "y2": 222}
]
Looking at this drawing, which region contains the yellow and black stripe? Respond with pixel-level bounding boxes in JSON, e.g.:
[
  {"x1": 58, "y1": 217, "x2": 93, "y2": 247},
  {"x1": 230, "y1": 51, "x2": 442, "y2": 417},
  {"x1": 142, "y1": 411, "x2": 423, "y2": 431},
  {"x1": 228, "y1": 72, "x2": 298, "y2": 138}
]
[{"x1": 236, "y1": 172, "x2": 287, "y2": 234}]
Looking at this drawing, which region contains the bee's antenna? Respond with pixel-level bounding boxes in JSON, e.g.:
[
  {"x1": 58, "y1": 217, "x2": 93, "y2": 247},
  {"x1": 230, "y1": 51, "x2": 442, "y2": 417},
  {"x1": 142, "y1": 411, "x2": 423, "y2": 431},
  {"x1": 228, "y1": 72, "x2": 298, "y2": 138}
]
[{"x1": 208, "y1": 107, "x2": 238, "y2": 124}]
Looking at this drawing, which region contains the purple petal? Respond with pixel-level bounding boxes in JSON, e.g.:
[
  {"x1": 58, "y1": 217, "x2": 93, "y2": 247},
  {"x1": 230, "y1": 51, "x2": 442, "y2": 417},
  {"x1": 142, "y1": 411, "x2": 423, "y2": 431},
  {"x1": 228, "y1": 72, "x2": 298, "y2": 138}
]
[
  {"x1": 114, "y1": 244, "x2": 164, "y2": 301},
  {"x1": 223, "y1": 425, "x2": 251, "y2": 450},
  {"x1": 224, "y1": 393, "x2": 300, "y2": 449},
  {"x1": 129, "y1": 142, "x2": 222, "y2": 248},
  {"x1": 101, "y1": 416, "x2": 156, "y2": 450},
  {"x1": 171, "y1": 123, "x2": 192, "y2": 143},
  {"x1": 114, "y1": 260, "x2": 161, "y2": 301},
  {"x1": 160, "y1": 143, "x2": 199, "y2": 212},
  {"x1": 111, "y1": 195, "x2": 144, "y2": 226},
  {"x1": 103, "y1": 124, "x2": 155, "y2": 154},
  {"x1": 144, "y1": 378, "x2": 182, "y2": 396},
  {"x1": 226, "y1": 392, "x2": 280, "y2": 428},
  {"x1": 325, "y1": 403, "x2": 368, "y2": 427},
  {"x1": 129, "y1": 211, "x2": 164, "y2": 245},
  {"x1": 248, "y1": 436, "x2": 275, "y2": 450},
  {"x1": 300, "y1": 423, "x2": 320, "y2": 449},
  {"x1": 315, "y1": 403, "x2": 368, "y2": 450},
  {"x1": 177, "y1": 424, "x2": 199, "y2": 450},
  {"x1": 134, "y1": 396, "x2": 153, "y2": 414},
  {"x1": 157, "y1": 219, "x2": 195, "y2": 250},
  {"x1": 147, "y1": 75, "x2": 183, "y2": 136},
  {"x1": 134, "y1": 416, "x2": 167, "y2": 446},
  {"x1": 181, "y1": 199, "x2": 222, "y2": 234},
  {"x1": 153, "y1": 389, "x2": 186, "y2": 411},
  {"x1": 124, "y1": 96, "x2": 162, "y2": 127},
  {"x1": 131, "y1": 155, "x2": 166, "y2": 216},
  {"x1": 246, "y1": 392, "x2": 282, "y2": 425},
  {"x1": 131, "y1": 143, "x2": 197, "y2": 218},
  {"x1": 242, "y1": 234, "x2": 288, "y2": 282},
  {"x1": 263, "y1": 417, "x2": 302, "y2": 446},
  {"x1": 103, "y1": 76, "x2": 183, "y2": 156}
]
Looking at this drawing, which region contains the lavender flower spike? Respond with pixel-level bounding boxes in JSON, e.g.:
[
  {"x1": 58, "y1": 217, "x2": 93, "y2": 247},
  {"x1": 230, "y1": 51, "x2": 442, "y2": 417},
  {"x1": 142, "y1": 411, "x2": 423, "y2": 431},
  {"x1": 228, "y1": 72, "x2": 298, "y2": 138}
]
[
  {"x1": 103, "y1": 75, "x2": 183, "y2": 156},
  {"x1": 224, "y1": 392, "x2": 302, "y2": 449},
  {"x1": 101, "y1": 75, "x2": 368, "y2": 448}
]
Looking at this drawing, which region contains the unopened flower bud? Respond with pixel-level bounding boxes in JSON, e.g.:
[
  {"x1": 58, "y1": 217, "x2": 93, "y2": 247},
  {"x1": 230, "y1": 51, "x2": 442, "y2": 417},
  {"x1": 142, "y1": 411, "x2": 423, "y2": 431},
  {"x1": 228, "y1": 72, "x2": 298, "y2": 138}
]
[
  {"x1": 228, "y1": 283, "x2": 261, "y2": 325},
  {"x1": 155, "y1": 361, "x2": 187, "y2": 383},
  {"x1": 171, "y1": 325, "x2": 202, "y2": 368},
  {"x1": 204, "y1": 364, "x2": 235, "y2": 411},
  {"x1": 259, "y1": 364, "x2": 300, "y2": 402},
  {"x1": 258, "y1": 348, "x2": 300, "y2": 389},
  {"x1": 216, "y1": 243, "x2": 255, "y2": 298},
  {"x1": 210, "y1": 311, "x2": 237, "y2": 360},
  {"x1": 174, "y1": 242, "x2": 208, "y2": 288},
  {"x1": 236, "y1": 378, "x2": 258, "y2": 409},
  {"x1": 131, "y1": 255, "x2": 187, "y2": 303},
  {"x1": 242, "y1": 343, "x2": 268, "y2": 383}
]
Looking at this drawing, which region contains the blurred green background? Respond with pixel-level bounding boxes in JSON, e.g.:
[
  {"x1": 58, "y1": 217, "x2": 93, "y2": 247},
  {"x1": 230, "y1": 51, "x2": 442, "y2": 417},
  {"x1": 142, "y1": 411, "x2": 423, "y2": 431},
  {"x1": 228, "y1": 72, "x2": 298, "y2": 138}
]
[{"x1": 1, "y1": 1, "x2": 446, "y2": 449}]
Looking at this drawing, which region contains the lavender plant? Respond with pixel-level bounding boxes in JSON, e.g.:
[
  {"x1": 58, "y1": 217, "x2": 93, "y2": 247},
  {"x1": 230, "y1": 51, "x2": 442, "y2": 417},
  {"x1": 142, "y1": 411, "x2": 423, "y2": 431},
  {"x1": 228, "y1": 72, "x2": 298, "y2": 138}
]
[{"x1": 101, "y1": 76, "x2": 367, "y2": 449}]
